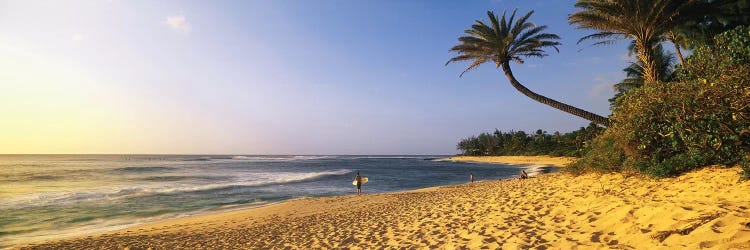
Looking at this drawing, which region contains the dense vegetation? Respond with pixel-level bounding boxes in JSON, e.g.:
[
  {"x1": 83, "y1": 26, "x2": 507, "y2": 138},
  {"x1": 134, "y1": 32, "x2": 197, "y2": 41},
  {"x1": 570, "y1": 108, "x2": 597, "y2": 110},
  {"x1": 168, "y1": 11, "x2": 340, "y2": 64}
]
[
  {"x1": 456, "y1": 124, "x2": 603, "y2": 157},
  {"x1": 568, "y1": 26, "x2": 750, "y2": 178},
  {"x1": 451, "y1": 1, "x2": 750, "y2": 179}
]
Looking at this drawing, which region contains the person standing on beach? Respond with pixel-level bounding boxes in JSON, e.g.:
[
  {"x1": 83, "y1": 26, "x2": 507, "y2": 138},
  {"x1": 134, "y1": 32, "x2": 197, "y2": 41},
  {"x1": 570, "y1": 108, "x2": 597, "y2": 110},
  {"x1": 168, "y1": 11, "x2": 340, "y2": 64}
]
[
  {"x1": 518, "y1": 170, "x2": 528, "y2": 188},
  {"x1": 469, "y1": 172, "x2": 474, "y2": 183},
  {"x1": 354, "y1": 171, "x2": 363, "y2": 195}
]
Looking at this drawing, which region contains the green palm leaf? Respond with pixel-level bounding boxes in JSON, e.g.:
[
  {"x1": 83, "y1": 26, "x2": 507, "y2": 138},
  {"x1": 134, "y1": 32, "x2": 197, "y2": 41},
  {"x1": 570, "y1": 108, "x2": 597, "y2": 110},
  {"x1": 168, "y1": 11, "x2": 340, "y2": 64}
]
[{"x1": 569, "y1": 0, "x2": 707, "y2": 83}]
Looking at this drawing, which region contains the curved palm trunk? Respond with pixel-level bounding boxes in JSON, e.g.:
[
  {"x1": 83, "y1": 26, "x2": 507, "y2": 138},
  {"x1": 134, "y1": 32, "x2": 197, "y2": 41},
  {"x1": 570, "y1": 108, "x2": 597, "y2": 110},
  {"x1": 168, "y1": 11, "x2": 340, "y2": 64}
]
[{"x1": 501, "y1": 63, "x2": 611, "y2": 127}]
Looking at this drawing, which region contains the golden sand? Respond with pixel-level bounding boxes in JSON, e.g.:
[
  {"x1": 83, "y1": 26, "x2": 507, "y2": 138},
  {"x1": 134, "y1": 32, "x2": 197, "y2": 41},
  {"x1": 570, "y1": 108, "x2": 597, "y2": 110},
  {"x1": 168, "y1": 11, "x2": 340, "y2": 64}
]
[
  {"x1": 438, "y1": 155, "x2": 578, "y2": 167},
  {"x1": 18, "y1": 166, "x2": 750, "y2": 249}
]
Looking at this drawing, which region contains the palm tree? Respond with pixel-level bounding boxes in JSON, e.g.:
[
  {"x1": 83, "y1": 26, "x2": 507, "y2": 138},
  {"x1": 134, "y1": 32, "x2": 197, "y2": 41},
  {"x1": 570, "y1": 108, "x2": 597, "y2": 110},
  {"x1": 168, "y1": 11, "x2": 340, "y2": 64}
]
[
  {"x1": 447, "y1": 10, "x2": 610, "y2": 126},
  {"x1": 665, "y1": 31, "x2": 688, "y2": 65},
  {"x1": 623, "y1": 41, "x2": 676, "y2": 83},
  {"x1": 610, "y1": 43, "x2": 676, "y2": 107},
  {"x1": 569, "y1": 0, "x2": 706, "y2": 84}
]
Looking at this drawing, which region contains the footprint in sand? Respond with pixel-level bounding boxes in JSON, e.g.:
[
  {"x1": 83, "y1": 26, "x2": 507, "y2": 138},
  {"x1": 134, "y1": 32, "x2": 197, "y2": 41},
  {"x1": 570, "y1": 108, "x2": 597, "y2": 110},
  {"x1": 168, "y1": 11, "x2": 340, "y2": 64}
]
[
  {"x1": 590, "y1": 232, "x2": 603, "y2": 243},
  {"x1": 587, "y1": 216, "x2": 598, "y2": 223},
  {"x1": 711, "y1": 221, "x2": 726, "y2": 233},
  {"x1": 700, "y1": 241, "x2": 718, "y2": 248}
]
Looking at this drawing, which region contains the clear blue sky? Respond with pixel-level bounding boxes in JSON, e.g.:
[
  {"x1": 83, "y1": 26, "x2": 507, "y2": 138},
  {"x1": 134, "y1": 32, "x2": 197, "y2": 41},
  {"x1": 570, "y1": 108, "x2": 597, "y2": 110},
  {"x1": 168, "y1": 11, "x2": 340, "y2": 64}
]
[{"x1": 0, "y1": 0, "x2": 633, "y2": 155}]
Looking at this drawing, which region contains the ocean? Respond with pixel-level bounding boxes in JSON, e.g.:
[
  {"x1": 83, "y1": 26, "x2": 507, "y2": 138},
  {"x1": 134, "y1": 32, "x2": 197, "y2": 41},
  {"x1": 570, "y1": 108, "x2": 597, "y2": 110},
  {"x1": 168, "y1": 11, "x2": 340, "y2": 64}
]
[{"x1": 0, "y1": 155, "x2": 556, "y2": 248}]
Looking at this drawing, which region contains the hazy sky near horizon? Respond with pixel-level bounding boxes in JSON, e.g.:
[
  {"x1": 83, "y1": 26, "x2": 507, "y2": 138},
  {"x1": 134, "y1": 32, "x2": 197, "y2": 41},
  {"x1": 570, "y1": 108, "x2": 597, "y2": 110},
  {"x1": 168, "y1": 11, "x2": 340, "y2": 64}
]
[{"x1": 0, "y1": 0, "x2": 634, "y2": 154}]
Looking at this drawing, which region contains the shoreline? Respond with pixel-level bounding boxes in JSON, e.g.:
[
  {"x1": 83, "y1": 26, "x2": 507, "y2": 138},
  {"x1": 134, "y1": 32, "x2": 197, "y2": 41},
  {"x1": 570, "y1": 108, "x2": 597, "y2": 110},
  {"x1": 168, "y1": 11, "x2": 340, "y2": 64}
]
[
  {"x1": 1, "y1": 197, "x2": 302, "y2": 249},
  {"x1": 13, "y1": 185, "x2": 450, "y2": 250},
  {"x1": 15, "y1": 157, "x2": 750, "y2": 249},
  {"x1": 436, "y1": 155, "x2": 578, "y2": 167},
  {"x1": 7, "y1": 155, "x2": 550, "y2": 249}
]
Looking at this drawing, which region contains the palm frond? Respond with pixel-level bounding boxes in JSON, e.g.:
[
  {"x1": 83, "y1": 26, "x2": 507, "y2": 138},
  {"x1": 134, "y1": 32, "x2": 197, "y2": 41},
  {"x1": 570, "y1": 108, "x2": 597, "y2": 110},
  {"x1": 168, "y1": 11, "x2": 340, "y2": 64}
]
[
  {"x1": 459, "y1": 57, "x2": 490, "y2": 77},
  {"x1": 447, "y1": 9, "x2": 560, "y2": 75},
  {"x1": 569, "y1": 0, "x2": 708, "y2": 83}
]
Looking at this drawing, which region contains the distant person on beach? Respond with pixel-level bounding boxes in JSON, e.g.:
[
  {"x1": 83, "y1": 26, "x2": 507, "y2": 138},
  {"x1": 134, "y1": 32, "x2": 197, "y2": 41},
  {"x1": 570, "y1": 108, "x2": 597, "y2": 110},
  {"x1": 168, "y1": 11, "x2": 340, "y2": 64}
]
[
  {"x1": 469, "y1": 172, "x2": 474, "y2": 183},
  {"x1": 355, "y1": 171, "x2": 363, "y2": 195},
  {"x1": 518, "y1": 170, "x2": 529, "y2": 188}
]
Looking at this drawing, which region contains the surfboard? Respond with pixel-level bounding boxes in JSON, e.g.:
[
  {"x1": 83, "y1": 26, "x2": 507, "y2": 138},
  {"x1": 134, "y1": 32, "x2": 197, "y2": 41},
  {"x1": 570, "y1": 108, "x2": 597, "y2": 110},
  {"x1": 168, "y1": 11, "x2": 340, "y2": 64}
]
[{"x1": 352, "y1": 177, "x2": 369, "y2": 185}]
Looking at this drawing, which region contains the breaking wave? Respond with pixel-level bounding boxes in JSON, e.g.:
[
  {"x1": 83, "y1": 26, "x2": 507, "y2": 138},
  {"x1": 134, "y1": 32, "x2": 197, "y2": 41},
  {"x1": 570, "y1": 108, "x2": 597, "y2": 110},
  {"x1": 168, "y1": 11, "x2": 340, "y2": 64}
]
[{"x1": 0, "y1": 169, "x2": 352, "y2": 210}]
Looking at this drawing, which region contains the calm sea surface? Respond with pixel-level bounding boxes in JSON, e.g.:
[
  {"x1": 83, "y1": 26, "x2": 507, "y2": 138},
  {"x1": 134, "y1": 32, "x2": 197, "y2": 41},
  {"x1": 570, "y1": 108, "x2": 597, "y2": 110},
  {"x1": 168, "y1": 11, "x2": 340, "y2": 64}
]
[{"x1": 0, "y1": 155, "x2": 556, "y2": 248}]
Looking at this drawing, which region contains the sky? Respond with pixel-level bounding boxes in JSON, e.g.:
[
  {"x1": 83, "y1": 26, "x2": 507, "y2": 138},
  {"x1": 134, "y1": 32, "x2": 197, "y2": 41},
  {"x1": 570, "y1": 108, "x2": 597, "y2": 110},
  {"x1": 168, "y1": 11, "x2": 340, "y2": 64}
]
[{"x1": 0, "y1": 0, "x2": 635, "y2": 155}]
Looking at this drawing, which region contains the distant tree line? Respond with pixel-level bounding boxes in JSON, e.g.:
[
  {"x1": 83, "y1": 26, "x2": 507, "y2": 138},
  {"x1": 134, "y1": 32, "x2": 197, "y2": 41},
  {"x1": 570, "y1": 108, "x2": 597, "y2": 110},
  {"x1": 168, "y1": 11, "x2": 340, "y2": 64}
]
[{"x1": 456, "y1": 123, "x2": 603, "y2": 157}]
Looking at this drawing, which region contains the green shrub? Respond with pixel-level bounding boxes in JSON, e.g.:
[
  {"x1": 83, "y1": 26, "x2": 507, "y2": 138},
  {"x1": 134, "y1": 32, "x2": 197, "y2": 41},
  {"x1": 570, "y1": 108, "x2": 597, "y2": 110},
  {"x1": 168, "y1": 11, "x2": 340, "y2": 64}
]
[
  {"x1": 629, "y1": 151, "x2": 708, "y2": 177},
  {"x1": 679, "y1": 26, "x2": 750, "y2": 83},
  {"x1": 610, "y1": 26, "x2": 750, "y2": 177},
  {"x1": 575, "y1": 26, "x2": 750, "y2": 178},
  {"x1": 565, "y1": 130, "x2": 626, "y2": 175},
  {"x1": 610, "y1": 76, "x2": 749, "y2": 177}
]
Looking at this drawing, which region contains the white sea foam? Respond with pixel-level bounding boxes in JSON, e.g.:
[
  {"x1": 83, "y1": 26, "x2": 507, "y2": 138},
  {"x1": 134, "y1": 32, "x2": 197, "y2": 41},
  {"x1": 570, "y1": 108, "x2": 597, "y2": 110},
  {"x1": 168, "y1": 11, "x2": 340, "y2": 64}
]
[
  {"x1": 177, "y1": 155, "x2": 338, "y2": 163},
  {"x1": 0, "y1": 169, "x2": 352, "y2": 210},
  {"x1": 346, "y1": 156, "x2": 433, "y2": 160},
  {"x1": 524, "y1": 164, "x2": 551, "y2": 177},
  {"x1": 292, "y1": 156, "x2": 334, "y2": 160},
  {"x1": 232, "y1": 155, "x2": 334, "y2": 161},
  {"x1": 0, "y1": 199, "x2": 274, "y2": 249},
  {"x1": 225, "y1": 156, "x2": 300, "y2": 162},
  {"x1": 149, "y1": 169, "x2": 352, "y2": 194}
]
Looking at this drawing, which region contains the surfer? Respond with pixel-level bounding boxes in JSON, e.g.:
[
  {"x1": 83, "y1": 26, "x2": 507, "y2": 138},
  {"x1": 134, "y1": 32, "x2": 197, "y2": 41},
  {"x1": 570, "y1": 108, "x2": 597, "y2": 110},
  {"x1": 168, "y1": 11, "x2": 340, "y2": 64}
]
[
  {"x1": 355, "y1": 171, "x2": 363, "y2": 195},
  {"x1": 469, "y1": 172, "x2": 474, "y2": 183}
]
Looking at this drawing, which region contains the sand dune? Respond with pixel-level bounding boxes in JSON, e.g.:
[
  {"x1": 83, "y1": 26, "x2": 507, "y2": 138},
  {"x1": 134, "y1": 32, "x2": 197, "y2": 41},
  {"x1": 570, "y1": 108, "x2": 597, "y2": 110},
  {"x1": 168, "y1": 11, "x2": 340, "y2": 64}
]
[{"x1": 17, "y1": 164, "x2": 750, "y2": 249}]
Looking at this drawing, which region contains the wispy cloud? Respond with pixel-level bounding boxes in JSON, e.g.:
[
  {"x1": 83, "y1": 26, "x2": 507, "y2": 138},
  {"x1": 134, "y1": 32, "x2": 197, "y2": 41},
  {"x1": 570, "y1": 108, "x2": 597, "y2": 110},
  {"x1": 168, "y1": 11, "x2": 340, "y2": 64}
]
[
  {"x1": 163, "y1": 15, "x2": 190, "y2": 33},
  {"x1": 588, "y1": 73, "x2": 620, "y2": 98},
  {"x1": 588, "y1": 83, "x2": 612, "y2": 98}
]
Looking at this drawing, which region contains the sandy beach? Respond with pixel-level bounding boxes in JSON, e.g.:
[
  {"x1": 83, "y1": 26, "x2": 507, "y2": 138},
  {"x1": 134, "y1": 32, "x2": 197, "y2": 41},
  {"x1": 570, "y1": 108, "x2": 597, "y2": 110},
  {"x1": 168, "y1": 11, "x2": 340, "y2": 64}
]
[{"x1": 17, "y1": 157, "x2": 750, "y2": 249}]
